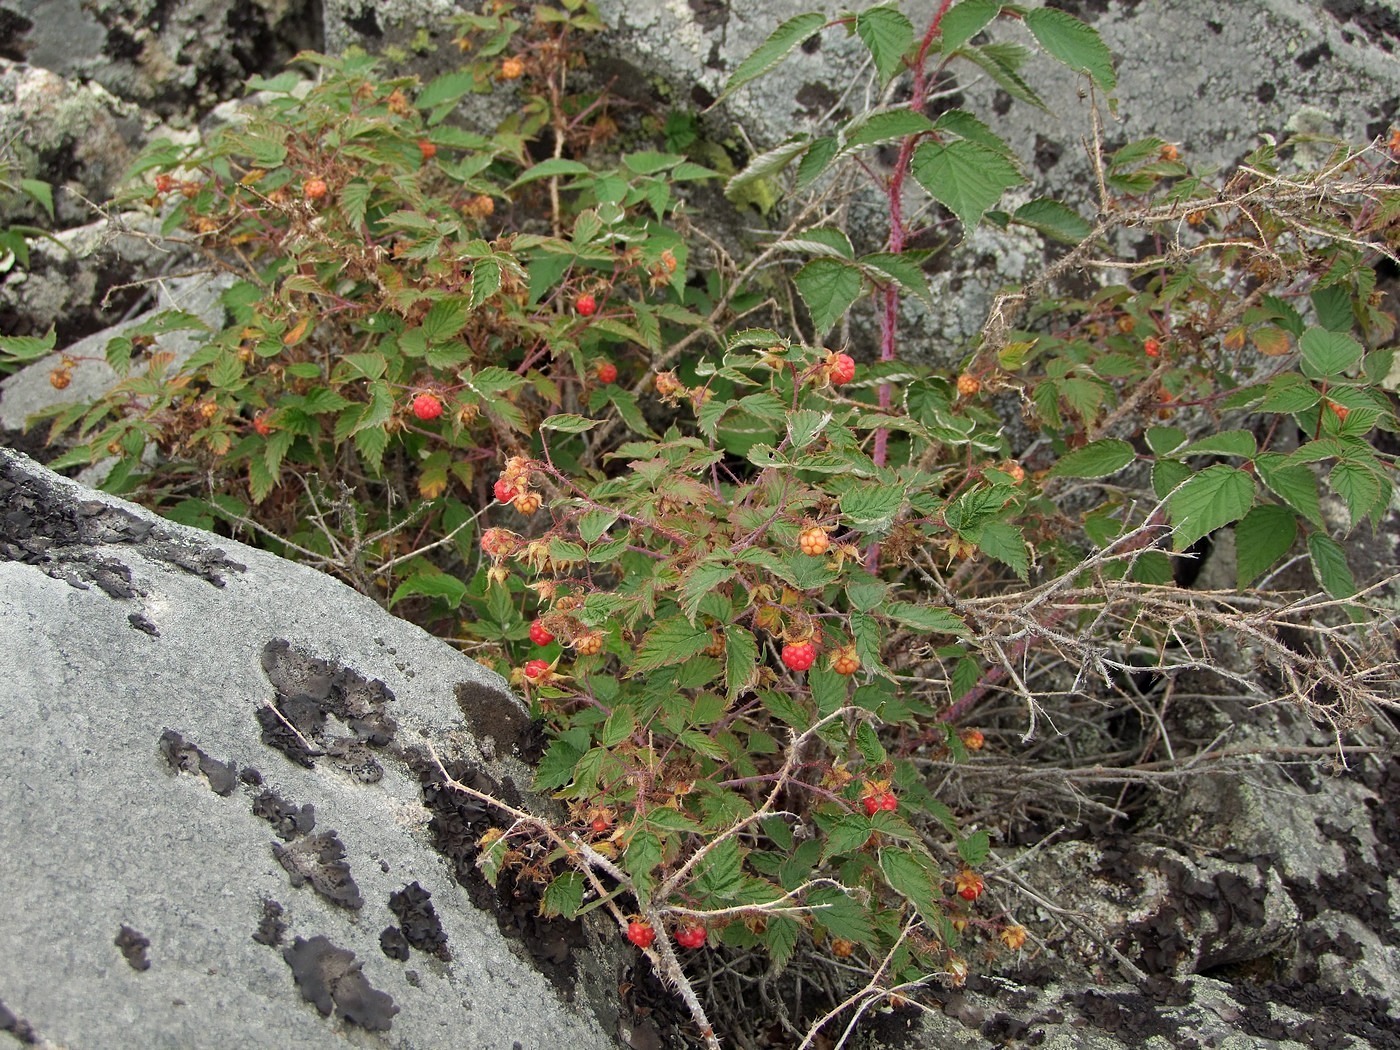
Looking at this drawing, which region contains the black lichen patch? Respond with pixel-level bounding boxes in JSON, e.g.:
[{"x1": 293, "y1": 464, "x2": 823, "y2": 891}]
[
  {"x1": 1066, "y1": 988, "x2": 1194, "y2": 1045},
  {"x1": 282, "y1": 935, "x2": 398, "y2": 1032},
  {"x1": 252, "y1": 788, "x2": 316, "y2": 841},
  {"x1": 273, "y1": 831, "x2": 364, "y2": 910},
  {"x1": 453, "y1": 679, "x2": 535, "y2": 760},
  {"x1": 404, "y1": 749, "x2": 585, "y2": 990},
  {"x1": 253, "y1": 898, "x2": 287, "y2": 947},
  {"x1": 115, "y1": 925, "x2": 151, "y2": 971},
  {"x1": 127, "y1": 611, "x2": 159, "y2": 636},
  {"x1": 380, "y1": 925, "x2": 411, "y2": 961},
  {"x1": 256, "y1": 640, "x2": 398, "y2": 777},
  {"x1": 159, "y1": 729, "x2": 239, "y2": 797},
  {"x1": 387, "y1": 881, "x2": 450, "y2": 961},
  {"x1": 1324, "y1": 0, "x2": 1400, "y2": 50},
  {"x1": 0, "y1": 997, "x2": 40, "y2": 1044}
]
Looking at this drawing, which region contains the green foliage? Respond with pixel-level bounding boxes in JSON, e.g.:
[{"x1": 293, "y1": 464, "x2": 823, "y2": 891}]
[{"x1": 27, "y1": 0, "x2": 1400, "y2": 1040}]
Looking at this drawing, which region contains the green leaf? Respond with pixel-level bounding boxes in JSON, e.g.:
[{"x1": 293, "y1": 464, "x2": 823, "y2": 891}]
[
  {"x1": 1181, "y1": 430, "x2": 1257, "y2": 459},
  {"x1": 1330, "y1": 460, "x2": 1385, "y2": 525},
  {"x1": 1255, "y1": 453, "x2": 1324, "y2": 528},
  {"x1": 911, "y1": 139, "x2": 1022, "y2": 233},
  {"x1": 796, "y1": 136, "x2": 841, "y2": 188},
  {"x1": 631, "y1": 616, "x2": 715, "y2": 674},
  {"x1": 763, "y1": 916, "x2": 800, "y2": 974},
  {"x1": 794, "y1": 258, "x2": 864, "y2": 335},
  {"x1": 885, "y1": 603, "x2": 968, "y2": 636},
  {"x1": 1307, "y1": 532, "x2": 1356, "y2": 599},
  {"x1": 1024, "y1": 7, "x2": 1116, "y2": 92},
  {"x1": 1260, "y1": 373, "x2": 1322, "y2": 415},
  {"x1": 422, "y1": 297, "x2": 468, "y2": 342},
  {"x1": 1011, "y1": 197, "x2": 1093, "y2": 243},
  {"x1": 534, "y1": 728, "x2": 589, "y2": 792},
  {"x1": 1168, "y1": 465, "x2": 1254, "y2": 551},
  {"x1": 957, "y1": 829, "x2": 990, "y2": 867},
  {"x1": 1145, "y1": 426, "x2": 1187, "y2": 455},
  {"x1": 508, "y1": 158, "x2": 591, "y2": 188},
  {"x1": 821, "y1": 814, "x2": 875, "y2": 863},
  {"x1": 416, "y1": 70, "x2": 476, "y2": 112},
  {"x1": 842, "y1": 110, "x2": 935, "y2": 152},
  {"x1": 845, "y1": 573, "x2": 888, "y2": 612},
  {"x1": 1152, "y1": 458, "x2": 1191, "y2": 500},
  {"x1": 726, "y1": 137, "x2": 810, "y2": 197},
  {"x1": 540, "y1": 871, "x2": 585, "y2": 919},
  {"x1": 1046, "y1": 438, "x2": 1136, "y2": 479},
  {"x1": 691, "y1": 838, "x2": 745, "y2": 900},
  {"x1": 1311, "y1": 285, "x2": 1354, "y2": 333},
  {"x1": 855, "y1": 4, "x2": 915, "y2": 84},
  {"x1": 958, "y1": 41, "x2": 1045, "y2": 108},
  {"x1": 859, "y1": 251, "x2": 933, "y2": 308},
  {"x1": 1235, "y1": 505, "x2": 1297, "y2": 588},
  {"x1": 974, "y1": 521, "x2": 1029, "y2": 580},
  {"x1": 720, "y1": 13, "x2": 827, "y2": 102},
  {"x1": 878, "y1": 847, "x2": 941, "y2": 926},
  {"x1": 940, "y1": 0, "x2": 1000, "y2": 51},
  {"x1": 539, "y1": 413, "x2": 601, "y2": 433},
  {"x1": 624, "y1": 829, "x2": 663, "y2": 909},
  {"x1": 681, "y1": 559, "x2": 737, "y2": 623},
  {"x1": 838, "y1": 478, "x2": 905, "y2": 532},
  {"x1": 388, "y1": 571, "x2": 469, "y2": 610},
  {"x1": 1299, "y1": 327, "x2": 1363, "y2": 380},
  {"x1": 20, "y1": 179, "x2": 54, "y2": 220}
]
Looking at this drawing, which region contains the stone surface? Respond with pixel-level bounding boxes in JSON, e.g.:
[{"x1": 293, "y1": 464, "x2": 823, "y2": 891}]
[{"x1": 0, "y1": 448, "x2": 619, "y2": 1050}]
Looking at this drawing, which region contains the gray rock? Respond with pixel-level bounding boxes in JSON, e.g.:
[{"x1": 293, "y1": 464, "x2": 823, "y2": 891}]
[{"x1": 0, "y1": 448, "x2": 620, "y2": 1050}]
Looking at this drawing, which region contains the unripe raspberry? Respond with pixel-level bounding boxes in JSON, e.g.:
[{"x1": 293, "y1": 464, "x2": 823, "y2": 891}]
[
  {"x1": 654, "y1": 371, "x2": 683, "y2": 399},
  {"x1": 48, "y1": 368, "x2": 72, "y2": 390},
  {"x1": 961, "y1": 728, "x2": 985, "y2": 751},
  {"x1": 781, "y1": 639, "x2": 818, "y2": 672},
  {"x1": 573, "y1": 632, "x2": 604, "y2": 656},
  {"x1": 252, "y1": 413, "x2": 274, "y2": 437},
  {"x1": 303, "y1": 178, "x2": 328, "y2": 202},
  {"x1": 153, "y1": 173, "x2": 175, "y2": 195},
  {"x1": 999, "y1": 924, "x2": 1027, "y2": 951},
  {"x1": 956, "y1": 373, "x2": 980, "y2": 397},
  {"x1": 1327, "y1": 401, "x2": 1350, "y2": 423},
  {"x1": 481, "y1": 528, "x2": 520, "y2": 559},
  {"x1": 513, "y1": 491, "x2": 542, "y2": 516},
  {"x1": 831, "y1": 648, "x2": 860, "y2": 676},
  {"x1": 798, "y1": 526, "x2": 830, "y2": 557},
  {"x1": 500, "y1": 56, "x2": 525, "y2": 80},
  {"x1": 411, "y1": 393, "x2": 443, "y2": 421}
]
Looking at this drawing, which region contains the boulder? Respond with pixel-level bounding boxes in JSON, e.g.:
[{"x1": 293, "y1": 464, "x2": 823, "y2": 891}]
[{"x1": 0, "y1": 448, "x2": 622, "y2": 1050}]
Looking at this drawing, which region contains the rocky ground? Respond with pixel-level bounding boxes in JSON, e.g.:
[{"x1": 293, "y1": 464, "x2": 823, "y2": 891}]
[{"x1": 3, "y1": 2, "x2": 1399, "y2": 1048}]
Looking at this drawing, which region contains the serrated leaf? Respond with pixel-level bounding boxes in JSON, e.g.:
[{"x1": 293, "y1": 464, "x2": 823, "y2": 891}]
[
  {"x1": 681, "y1": 559, "x2": 737, "y2": 623},
  {"x1": 796, "y1": 136, "x2": 841, "y2": 188},
  {"x1": 786, "y1": 409, "x2": 833, "y2": 448},
  {"x1": 726, "y1": 136, "x2": 810, "y2": 197},
  {"x1": 1255, "y1": 454, "x2": 1324, "y2": 529},
  {"x1": 856, "y1": 4, "x2": 914, "y2": 83},
  {"x1": 878, "y1": 847, "x2": 941, "y2": 926},
  {"x1": 539, "y1": 413, "x2": 601, "y2": 433},
  {"x1": 1329, "y1": 460, "x2": 1385, "y2": 525},
  {"x1": 822, "y1": 814, "x2": 875, "y2": 863},
  {"x1": 886, "y1": 603, "x2": 968, "y2": 635},
  {"x1": 974, "y1": 520, "x2": 1029, "y2": 580},
  {"x1": 911, "y1": 138, "x2": 1022, "y2": 233},
  {"x1": 1235, "y1": 505, "x2": 1297, "y2": 588},
  {"x1": 763, "y1": 915, "x2": 800, "y2": 973},
  {"x1": 958, "y1": 41, "x2": 1046, "y2": 108},
  {"x1": 540, "y1": 871, "x2": 585, "y2": 919},
  {"x1": 1046, "y1": 438, "x2": 1135, "y2": 479},
  {"x1": 1145, "y1": 426, "x2": 1187, "y2": 455},
  {"x1": 422, "y1": 297, "x2": 468, "y2": 342},
  {"x1": 1181, "y1": 429, "x2": 1257, "y2": 459},
  {"x1": 508, "y1": 158, "x2": 591, "y2": 188},
  {"x1": 1252, "y1": 325, "x2": 1292, "y2": 357},
  {"x1": 1311, "y1": 285, "x2": 1354, "y2": 333},
  {"x1": 838, "y1": 478, "x2": 905, "y2": 532},
  {"x1": 1299, "y1": 327, "x2": 1363, "y2": 379},
  {"x1": 940, "y1": 0, "x2": 1000, "y2": 51},
  {"x1": 859, "y1": 251, "x2": 933, "y2": 307},
  {"x1": 957, "y1": 829, "x2": 990, "y2": 867},
  {"x1": 1261, "y1": 373, "x2": 1322, "y2": 414},
  {"x1": 720, "y1": 13, "x2": 827, "y2": 102},
  {"x1": 469, "y1": 259, "x2": 502, "y2": 310},
  {"x1": 1012, "y1": 197, "x2": 1093, "y2": 243},
  {"x1": 794, "y1": 258, "x2": 864, "y2": 335},
  {"x1": 1025, "y1": 7, "x2": 1116, "y2": 92},
  {"x1": 631, "y1": 616, "x2": 714, "y2": 675},
  {"x1": 1307, "y1": 532, "x2": 1356, "y2": 599},
  {"x1": 624, "y1": 829, "x2": 663, "y2": 908},
  {"x1": 20, "y1": 178, "x2": 54, "y2": 220},
  {"x1": 416, "y1": 70, "x2": 476, "y2": 111},
  {"x1": 1168, "y1": 464, "x2": 1254, "y2": 550},
  {"x1": 692, "y1": 838, "x2": 745, "y2": 899}
]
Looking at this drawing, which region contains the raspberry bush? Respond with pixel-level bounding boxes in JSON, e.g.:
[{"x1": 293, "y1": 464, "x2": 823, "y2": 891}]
[{"x1": 13, "y1": 0, "x2": 1400, "y2": 1046}]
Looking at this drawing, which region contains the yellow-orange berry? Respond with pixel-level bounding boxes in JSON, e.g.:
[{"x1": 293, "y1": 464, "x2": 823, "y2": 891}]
[
  {"x1": 513, "y1": 491, "x2": 542, "y2": 516},
  {"x1": 956, "y1": 373, "x2": 981, "y2": 397},
  {"x1": 960, "y1": 728, "x2": 985, "y2": 751},
  {"x1": 1327, "y1": 401, "x2": 1350, "y2": 423},
  {"x1": 830, "y1": 938, "x2": 856, "y2": 959},
  {"x1": 831, "y1": 647, "x2": 860, "y2": 676},
  {"x1": 574, "y1": 632, "x2": 604, "y2": 656},
  {"x1": 798, "y1": 526, "x2": 830, "y2": 557},
  {"x1": 48, "y1": 368, "x2": 72, "y2": 390},
  {"x1": 1160, "y1": 143, "x2": 1180, "y2": 162},
  {"x1": 303, "y1": 178, "x2": 328, "y2": 202},
  {"x1": 999, "y1": 925, "x2": 1027, "y2": 951},
  {"x1": 500, "y1": 57, "x2": 525, "y2": 80}
]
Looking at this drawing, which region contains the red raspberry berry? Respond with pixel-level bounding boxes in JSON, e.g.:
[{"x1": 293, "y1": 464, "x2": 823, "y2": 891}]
[
  {"x1": 153, "y1": 174, "x2": 175, "y2": 195},
  {"x1": 417, "y1": 138, "x2": 437, "y2": 160},
  {"x1": 575, "y1": 294, "x2": 597, "y2": 317},
  {"x1": 493, "y1": 478, "x2": 517, "y2": 502},
  {"x1": 781, "y1": 640, "x2": 818, "y2": 672},
  {"x1": 828, "y1": 352, "x2": 856, "y2": 385},
  {"x1": 1327, "y1": 401, "x2": 1350, "y2": 423},
  {"x1": 879, "y1": 792, "x2": 898, "y2": 812},
  {"x1": 597, "y1": 361, "x2": 618, "y2": 384},
  {"x1": 529, "y1": 619, "x2": 554, "y2": 646},
  {"x1": 862, "y1": 794, "x2": 881, "y2": 817},
  {"x1": 523, "y1": 659, "x2": 551, "y2": 681},
  {"x1": 1143, "y1": 337, "x2": 1161, "y2": 358},
  {"x1": 626, "y1": 920, "x2": 655, "y2": 949},
  {"x1": 590, "y1": 814, "x2": 611, "y2": 835},
  {"x1": 411, "y1": 393, "x2": 443, "y2": 421},
  {"x1": 252, "y1": 413, "x2": 274, "y2": 437},
  {"x1": 955, "y1": 869, "x2": 984, "y2": 902},
  {"x1": 675, "y1": 924, "x2": 707, "y2": 950}
]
